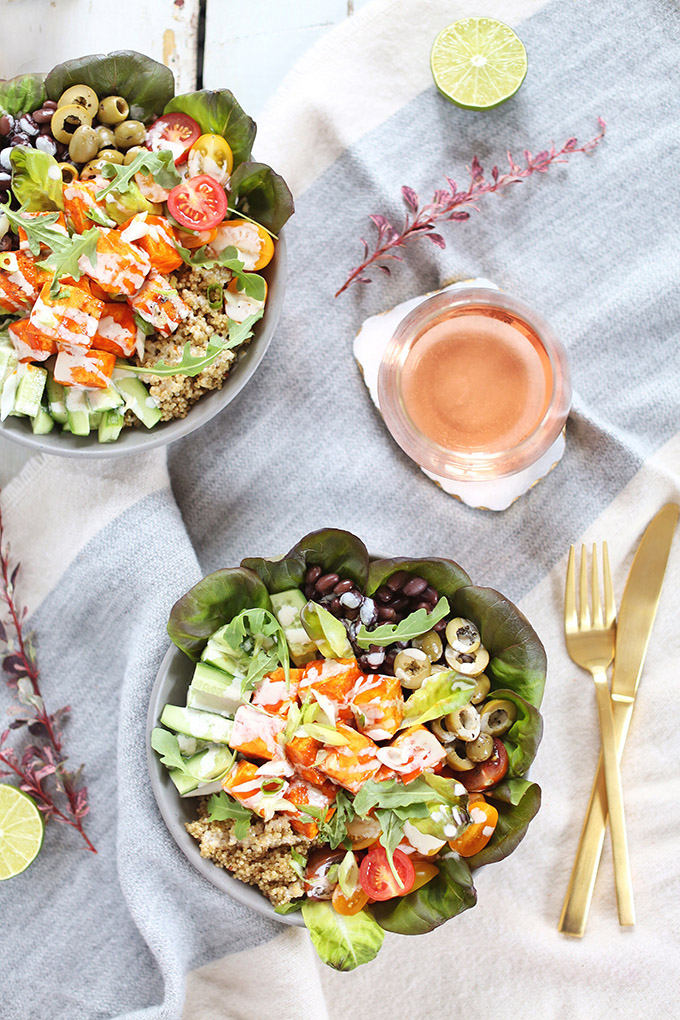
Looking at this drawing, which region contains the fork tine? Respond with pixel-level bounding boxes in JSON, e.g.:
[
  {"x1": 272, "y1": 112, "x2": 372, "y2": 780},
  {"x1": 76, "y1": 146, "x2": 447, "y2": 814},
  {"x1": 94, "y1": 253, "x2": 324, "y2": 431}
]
[
  {"x1": 602, "y1": 541, "x2": 616, "y2": 627},
  {"x1": 565, "y1": 545, "x2": 577, "y2": 633},
  {"x1": 591, "y1": 544, "x2": 603, "y2": 627},
  {"x1": 578, "y1": 544, "x2": 590, "y2": 628}
]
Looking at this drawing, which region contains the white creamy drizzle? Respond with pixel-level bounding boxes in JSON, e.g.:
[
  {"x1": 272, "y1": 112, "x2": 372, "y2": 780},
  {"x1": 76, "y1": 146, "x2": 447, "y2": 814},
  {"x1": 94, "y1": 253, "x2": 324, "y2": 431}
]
[
  {"x1": 224, "y1": 289, "x2": 264, "y2": 324},
  {"x1": 54, "y1": 350, "x2": 111, "y2": 388},
  {"x1": 376, "y1": 729, "x2": 446, "y2": 773},
  {"x1": 209, "y1": 222, "x2": 263, "y2": 270}
]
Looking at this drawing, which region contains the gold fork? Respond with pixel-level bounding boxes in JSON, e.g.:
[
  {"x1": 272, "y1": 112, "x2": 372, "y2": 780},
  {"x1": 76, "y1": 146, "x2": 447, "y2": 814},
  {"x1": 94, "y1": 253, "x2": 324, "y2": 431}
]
[{"x1": 564, "y1": 543, "x2": 635, "y2": 927}]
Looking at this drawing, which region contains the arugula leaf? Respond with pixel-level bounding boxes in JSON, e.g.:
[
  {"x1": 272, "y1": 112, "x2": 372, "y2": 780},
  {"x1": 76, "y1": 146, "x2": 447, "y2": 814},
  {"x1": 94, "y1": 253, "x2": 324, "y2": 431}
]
[
  {"x1": 38, "y1": 228, "x2": 100, "y2": 295},
  {"x1": 95, "y1": 149, "x2": 180, "y2": 201},
  {"x1": 353, "y1": 776, "x2": 465, "y2": 817},
  {"x1": 274, "y1": 899, "x2": 304, "y2": 915},
  {"x1": 219, "y1": 606, "x2": 290, "y2": 692},
  {"x1": 150, "y1": 728, "x2": 186, "y2": 771},
  {"x1": 207, "y1": 791, "x2": 253, "y2": 840},
  {"x1": 176, "y1": 243, "x2": 266, "y2": 301},
  {"x1": 297, "y1": 788, "x2": 355, "y2": 849},
  {"x1": 0, "y1": 201, "x2": 61, "y2": 253},
  {"x1": 374, "y1": 807, "x2": 405, "y2": 882},
  {"x1": 86, "y1": 206, "x2": 116, "y2": 228},
  {"x1": 289, "y1": 847, "x2": 306, "y2": 881},
  {"x1": 355, "y1": 598, "x2": 450, "y2": 649},
  {"x1": 398, "y1": 671, "x2": 475, "y2": 729}
]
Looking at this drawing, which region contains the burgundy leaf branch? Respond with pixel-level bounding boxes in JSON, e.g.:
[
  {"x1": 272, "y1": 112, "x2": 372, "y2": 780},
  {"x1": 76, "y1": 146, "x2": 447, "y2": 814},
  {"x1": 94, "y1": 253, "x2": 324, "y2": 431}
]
[
  {"x1": 335, "y1": 117, "x2": 606, "y2": 297},
  {"x1": 0, "y1": 499, "x2": 96, "y2": 853}
]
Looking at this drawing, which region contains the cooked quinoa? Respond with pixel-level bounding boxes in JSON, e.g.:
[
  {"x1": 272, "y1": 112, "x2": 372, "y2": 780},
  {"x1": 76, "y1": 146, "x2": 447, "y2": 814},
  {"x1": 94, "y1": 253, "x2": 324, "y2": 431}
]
[
  {"x1": 186, "y1": 800, "x2": 318, "y2": 906},
  {"x1": 128, "y1": 264, "x2": 250, "y2": 423}
]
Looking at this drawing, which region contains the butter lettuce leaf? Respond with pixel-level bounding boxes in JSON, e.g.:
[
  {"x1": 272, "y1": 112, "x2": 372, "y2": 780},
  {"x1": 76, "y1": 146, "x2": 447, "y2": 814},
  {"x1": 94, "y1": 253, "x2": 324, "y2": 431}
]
[
  {"x1": 371, "y1": 852, "x2": 477, "y2": 935},
  {"x1": 230, "y1": 161, "x2": 294, "y2": 233},
  {"x1": 242, "y1": 528, "x2": 370, "y2": 596},
  {"x1": 398, "y1": 671, "x2": 475, "y2": 729},
  {"x1": 9, "y1": 147, "x2": 63, "y2": 211},
  {"x1": 45, "y1": 50, "x2": 174, "y2": 123},
  {"x1": 491, "y1": 689, "x2": 543, "y2": 778},
  {"x1": 300, "y1": 600, "x2": 354, "y2": 659},
  {"x1": 302, "y1": 901, "x2": 384, "y2": 971},
  {"x1": 164, "y1": 89, "x2": 256, "y2": 166},
  {"x1": 467, "y1": 778, "x2": 541, "y2": 869}
]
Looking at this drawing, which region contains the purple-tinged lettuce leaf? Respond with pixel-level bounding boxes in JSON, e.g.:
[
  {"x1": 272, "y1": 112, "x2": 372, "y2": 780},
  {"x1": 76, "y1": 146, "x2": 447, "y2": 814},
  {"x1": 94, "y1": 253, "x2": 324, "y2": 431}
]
[
  {"x1": 371, "y1": 852, "x2": 476, "y2": 935},
  {"x1": 492, "y1": 689, "x2": 543, "y2": 778},
  {"x1": 164, "y1": 89, "x2": 255, "y2": 166},
  {"x1": 229, "y1": 161, "x2": 294, "y2": 234},
  {"x1": 242, "y1": 528, "x2": 369, "y2": 595},
  {"x1": 467, "y1": 779, "x2": 541, "y2": 869},
  {"x1": 367, "y1": 557, "x2": 471, "y2": 602},
  {"x1": 46, "y1": 51, "x2": 174, "y2": 123}
]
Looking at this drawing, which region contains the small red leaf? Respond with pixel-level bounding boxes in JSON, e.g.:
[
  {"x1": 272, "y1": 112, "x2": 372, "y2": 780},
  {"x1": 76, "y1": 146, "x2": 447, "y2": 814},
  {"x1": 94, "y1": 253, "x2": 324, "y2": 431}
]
[
  {"x1": 401, "y1": 186, "x2": 419, "y2": 212},
  {"x1": 427, "y1": 233, "x2": 446, "y2": 249}
]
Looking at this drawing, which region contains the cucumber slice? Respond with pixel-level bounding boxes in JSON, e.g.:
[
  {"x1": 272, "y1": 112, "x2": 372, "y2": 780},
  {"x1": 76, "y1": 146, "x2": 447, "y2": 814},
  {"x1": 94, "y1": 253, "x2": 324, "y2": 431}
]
[
  {"x1": 98, "y1": 407, "x2": 124, "y2": 443},
  {"x1": 87, "y1": 384, "x2": 124, "y2": 413},
  {"x1": 0, "y1": 346, "x2": 18, "y2": 385},
  {"x1": 65, "y1": 388, "x2": 90, "y2": 436},
  {"x1": 14, "y1": 364, "x2": 47, "y2": 417},
  {"x1": 112, "y1": 371, "x2": 162, "y2": 429},
  {"x1": 190, "y1": 661, "x2": 249, "y2": 715},
  {"x1": 186, "y1": 687, "x2": 235, "y2": 718},
  {"x1": 31, "y1": 405, "x2": 54, "y2": 434},
  {"x1": 271, "y1": 589, "x2": 318, "y2": 665},
  {"x1": 45, "y1": 373, "x2": 68, "y2": 424},
  {"x1": 176, "y1": 734, "x2": 210, "y2": 757},
  {"x1": 161, "y1": 704, "x2": 234, "y2": 744},
  {"x1": 168, "y1": 744, "x2": 234, "y2": 795},
  {"x1": 89, "y1": 410, "x2": 103, "y2": 428}
]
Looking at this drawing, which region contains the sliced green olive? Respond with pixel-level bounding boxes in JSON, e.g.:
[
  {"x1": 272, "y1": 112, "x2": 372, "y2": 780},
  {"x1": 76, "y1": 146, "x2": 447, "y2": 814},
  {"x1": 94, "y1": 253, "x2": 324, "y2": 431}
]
[
  {"x1": 480, "y1": 699, "x2": 517, "y2": 736},
  {"x1": 113, "y1": 120, "x2": 146, "y2": 149},
  {"x1": 58, "y1": 84, "x2": 99, "y2": 118},
  {"x1": 98, "y1": 95, "x2": 129, "y2": 125},
  {"x1": 412, "y1": 630, "x2": 443, "y2": 662},
  {"x1": 445, "y1": 617, "x2": 481, "y2": 654},
  {"x1": 58, "y1": 162, "x2": 79, "y2": 184},
  {"x1": 123, "y1": 145, "x2": 146, "y2": 165},
  {"x1": 68, "y1": 125, "x2": 100, "y2": 164},
  {"x1": 430, "y1": 718, "x2": 456, "y2": 744},
  {"x1": 469, "y1": 673, "x2": 491, "y2": 705},
  {"x1": 96, "y1": 148, "x2": 125, "y2": 165},
  {"x1": 80, "y1": 159, "x2": 109, "y2": 180},
  {"x1": 94, "y1": 125, "x2": 116, "y2": 149},
  {"x1": 444, "y1": 643, "x2": 489, "y2": 676},
  {"x1": 445, "y1": 740, "x2": 475, "y2": 771},
  {"x1": 466, "y1": 732, "x2": 494, "y2": 762},
  {"x1": 51, "y1": 104, "x2": 93, "y2": 143},
  {"x1": 444, "y1": 704, "x2": 481, "y2": 742},
  {"x1": 394, "y1": 648, "x2": 431, "y2": 690}
]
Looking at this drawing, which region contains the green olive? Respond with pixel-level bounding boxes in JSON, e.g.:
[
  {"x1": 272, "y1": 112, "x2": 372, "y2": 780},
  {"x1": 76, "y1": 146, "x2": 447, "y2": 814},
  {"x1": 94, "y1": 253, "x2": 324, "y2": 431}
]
[
  {"x1": 68, "y1": 125, "x2": 100, "y2": 164},
  {"x1": 445, "y1": 617, "x2": 481, "y2": 654},
  {"x1": 96, "y1": 148, "x2": 125, "y2": 165},
  {"x1": 123, "y1": 145, "x2": 146, "y2": 165},
  {"x1": 480, "y1": 698, "x2": 517, "y2": 737},
  {"x1": 444, "y1": 642, "x2": 489, "y2": 677},
  {"x1": 466, "y1": 732, "x2": 494, "y2": 762},
  {"x1": 444, "y1": 704, "x2": 481, "y2": 742},
  {"x1": 80, "y1": 159, "x2": 110, "y2": 180},
  {"x1": 412, "y1": 630, "x2": 443, "y2": 662},
  {"x1": 469, "y1": 674, "x2": 491, "y2": 705},
  {"x1": 113, "y1": 120, "x2": 146, "y2": 149},
  {"x1": 430, "y1": 718, "x2": 456, "y2": 744},
  {"x1": 58, "y1": 84, "x2": 99, "y2": 118},
  {"x1": 394, "y1": 648, "x2": 431, "y2": 690},
  {"x1": 94, "y1": 125, "x2": 116, "y2": 149},
  {"x1": 58, "y1": 162, "x2": 79, "y2": 184},
  {"x1": 445, "y1": 740, "x2": 475, "y2": 772},
  {"x1": 97, "y1": 95, "x2": 130, "y2": 125},
  {"x1": 51, "y1": 103, "x2": 93, "y2": 143}
]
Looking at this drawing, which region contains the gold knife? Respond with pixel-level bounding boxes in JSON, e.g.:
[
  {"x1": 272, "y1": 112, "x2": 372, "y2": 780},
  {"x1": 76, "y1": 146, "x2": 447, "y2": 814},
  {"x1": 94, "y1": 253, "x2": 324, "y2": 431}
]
[{"x1": 559, "y1": 502, "x2": 679, "y2": 936}]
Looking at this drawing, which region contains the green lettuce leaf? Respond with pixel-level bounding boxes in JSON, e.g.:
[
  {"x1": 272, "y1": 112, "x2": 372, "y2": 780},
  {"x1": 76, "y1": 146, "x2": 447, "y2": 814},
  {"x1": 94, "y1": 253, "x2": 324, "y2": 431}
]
[
  {"x1": 398, "y1": 672, "x2": 475, "y2": 729},
  {"x1": 302, "y1": 901, "x2": 384, "y2": 971},
  {"x1": 367, "y1": 557, "x2": 472, "y2": 602},
  {"x1": 0, "y1": 73, "x2": 46, "y2": 117},
  {"x1": 371, "y1": 852, "x2": 477, "y2": 935},
  {"x1": 229, "y1": 161, "x2": 294, "y2": 233},
  {"x1": 242, "y1": 528, "x2": 370, "y2": 596},
  {"x1": 490, "y1": 689, "x2": 544, "y2": 778},
  {"x1": 409, "y1": 801, "x2": 468, "y2": 842},
  {"x1": 274, "y1": 900, "x2": 303, "y2": 915},
  {"x1": 9, "y1": 147, "x2": 63, "y2": 211},
  {"x1": 167, "y1": 567, "x2": 272, "y2": 661},
  {"x1": 164, "y1": 90, "x2": 256, "y2": 166},
  {"x1": 300, "y1": 601, "x2": 354, "y2": 659},
  {"x1": 467, "y1": 779, "x2": 541, "y2": 869},
  {"x1": 45, "y1": 50, "x2": 174, "y2": 123}
]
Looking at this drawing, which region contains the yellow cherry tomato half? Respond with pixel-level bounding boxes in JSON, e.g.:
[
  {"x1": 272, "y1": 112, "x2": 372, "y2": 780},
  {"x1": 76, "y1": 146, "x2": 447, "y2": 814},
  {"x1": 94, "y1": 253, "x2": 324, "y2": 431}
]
[
  {"x1": 332, "y1": 884, "x2": 370, "y2": 916},
  {"x1": 188, "y1": 133, "x2": 234, "y2": 183},
  {"x1": 448, "y1": 797, "x2": 498, "y2": 857},
  {"x1": 344, "y1": 815, "x2": 381, "y2": 851},
  {"x1": 410, "y1": 859, "x2": 440, "y2": 892},
  {"x1": 211, "y1": 219, "x2": 275, "y2": 271}
]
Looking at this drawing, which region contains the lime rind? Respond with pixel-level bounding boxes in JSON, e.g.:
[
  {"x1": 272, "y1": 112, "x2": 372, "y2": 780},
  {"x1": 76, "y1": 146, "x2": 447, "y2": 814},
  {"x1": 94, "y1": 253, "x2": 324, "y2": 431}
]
[
  {"x1": 431, "y1": 17, "x2": 528, "y2": 110},
  {"x1": 0, "y1": 784, "x2": 44, "y2": 880}
]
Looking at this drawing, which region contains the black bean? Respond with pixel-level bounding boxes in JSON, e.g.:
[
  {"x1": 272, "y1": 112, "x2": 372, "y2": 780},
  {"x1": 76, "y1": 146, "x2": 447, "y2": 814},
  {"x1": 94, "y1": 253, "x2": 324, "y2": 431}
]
[
  {"x1": 374, "y1": 585, "x2": 393, "y2": 604},
  {"x1": 315, "y1": 573, "x2": 340, "y2": 595},
  {"x1": 329, "y1": 597, "x2": 342, "y2": 617},
  {"x1": 377, "y1": 606, "x2": 396, "y2": 622},
  {"x1": 413, "y1": 601, "x2": 432, "y2": 613},
  {"x1": 33, "y1": 109, "x2": 54, "y2": 125},
  {"x1": 0, "y1": 114, "x2": 14, "y2": 136},
  {"x1": 10, "y1": 132, "x2": 31, "y2": 146},
  {"x1": 42, "y1": 100, "x2": 58, "y2": 111},
  {"x1": 303, "y1": 583, "x2": 315, "y2": 600},
  {"x1": 305, "y1": 565, "x2": 321, "y2": 584},
  {"x1": 0, "y1": 173, "x2": 11, "y2": 191},
  {"x1": 386, "y1": 570, "x2": 409, "y2": 591},
  {"x1": 333, "y1": 578, "x2": 354, "y2": 595},
  {"x1": 402, "y1": 576, "x2": 428, "y2": 598},
  {"x1": 55, "y1": 141, "x2": 69, "y2": 158},
  {"x1": 35, "y1": 135, "x2": 57, "y2": 156},
  {"x1": 358, "y1": 654, "x2": 372, "y2": 672},
  {"x1": 343, "y1": 607, "x2": 359, "y2": 621},
  {"x1": 17, "y1": 115, "x2": 39, "y2": 136},
  {"x1": 423, "y1": 586, "x2": 439, "y2": 605},
  {"x1": 433, "y1": 619, "x2": 447, "y2": 633},
  {"x1": 391, "y1": 595, "x2": 409, "y2": 613},
  {"x1": 384, "y1": 650, "x2": 397, "y2": 670}
]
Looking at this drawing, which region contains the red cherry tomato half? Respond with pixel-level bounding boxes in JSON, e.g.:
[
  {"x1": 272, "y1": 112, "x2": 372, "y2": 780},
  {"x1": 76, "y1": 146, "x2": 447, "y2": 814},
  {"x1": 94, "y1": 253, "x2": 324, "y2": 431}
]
[
  {"x1": 167, "y1": 175, "x2": 228, "y2": 232},
  {"x1": 359, "y1": 846, "x2": 415, "y2": 901},
  {"x1": 145, "y1": 112, "x2": 201, "y2": 165},
  {"x1": 457, "y1": 738, "x2": 509, "y2": 792}
]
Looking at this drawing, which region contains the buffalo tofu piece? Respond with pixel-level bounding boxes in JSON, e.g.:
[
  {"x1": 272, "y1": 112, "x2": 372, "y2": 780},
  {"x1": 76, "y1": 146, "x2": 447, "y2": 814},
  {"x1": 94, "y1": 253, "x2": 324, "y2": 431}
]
[
  {"x1": 18, "y1": 211, "x2": 68, "y2": 252},
  {"x1": 375, "y1": 725, "x2": 446, "y2": 784},
  {"x1": 120, "y1": 213, "x2": 183, "y2": 274},
  {"x1": 228, "y1": 704, "x2": 286, "y2": 761},
  {"x1": 53, "y1": 349, "x2": 116, "y2": 389},
  {"x1": 0, "y1": 252, "x2": 50, "y2": 314},
  {"x1": 349, "y1": 674, "x2": 404, "y2": 741},
  {"x1": 317, "y1": 724, "x2": 380, "y2": 793},
  {"x1": 7, "y1": 319, "x2": 56, "y2": 362},
  {"x1": 29, "y1": 281, "x2": 104, "y2": 354},
  {"x1": 94, "y1": 302, "x2": 139, "y2": 358},
  {"x1": 283, "y1": 734, "x2": 331, "y2": 788},
  {"x1": 251, "y1": 668, "x2": 302, "y2": 715},
  {"x1": 285, "y1": 777, "x2": 336, "y2": 839},
  {"x1": 79, "y1": 228, "x2": 151, "y2": 297},
  {"x1": 299, "y1": 658, "x2": 361, "y2": 723},
  {"x1": 63, "y1": 180, "x2": 108, "y2": 235},
  {"x1": 128, "y1": 270, "x2": 189, "y2": 337}
]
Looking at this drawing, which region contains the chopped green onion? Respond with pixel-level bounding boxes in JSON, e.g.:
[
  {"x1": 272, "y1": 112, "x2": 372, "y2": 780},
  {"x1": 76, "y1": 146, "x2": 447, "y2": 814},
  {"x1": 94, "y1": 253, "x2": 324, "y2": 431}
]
[
  {"x1": 260, "y1": 776, "x2": 286, "y2": 796},
  {"x1": 207, "y1": 283, "x2": 224, "y2": 309}
]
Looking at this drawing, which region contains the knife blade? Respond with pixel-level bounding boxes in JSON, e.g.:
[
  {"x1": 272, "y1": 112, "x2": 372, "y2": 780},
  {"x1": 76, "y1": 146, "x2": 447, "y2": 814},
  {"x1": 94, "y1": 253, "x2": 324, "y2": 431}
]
[{"x1": 559, "y1": 502, "x2": 678, "y2": 936}]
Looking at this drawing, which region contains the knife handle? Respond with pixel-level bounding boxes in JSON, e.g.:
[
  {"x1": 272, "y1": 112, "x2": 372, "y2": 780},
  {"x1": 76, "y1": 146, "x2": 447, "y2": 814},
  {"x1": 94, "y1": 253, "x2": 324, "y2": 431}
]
[{"x1": 558, "y1": 696, "x2": 634, "y2": 936}]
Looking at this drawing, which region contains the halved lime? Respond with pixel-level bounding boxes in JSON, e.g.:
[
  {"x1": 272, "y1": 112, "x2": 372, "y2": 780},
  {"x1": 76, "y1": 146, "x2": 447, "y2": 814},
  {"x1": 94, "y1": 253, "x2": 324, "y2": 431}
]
[
  {"x1": 0, "y1": 784, "x2": 44, "y2": 880},
  {"x1": 431, "y1": 17, "x2": 527, "y2": 110}
]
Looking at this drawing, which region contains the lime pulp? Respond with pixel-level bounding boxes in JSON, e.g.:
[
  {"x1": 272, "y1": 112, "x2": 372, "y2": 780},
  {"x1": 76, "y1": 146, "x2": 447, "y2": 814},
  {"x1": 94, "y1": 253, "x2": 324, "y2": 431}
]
[
  {"x1": 0, "y1": 784, "x2": 44, "y2": 880},
  {"x1": 430, "y1": 17, "x2": 528, "y2": 110}
]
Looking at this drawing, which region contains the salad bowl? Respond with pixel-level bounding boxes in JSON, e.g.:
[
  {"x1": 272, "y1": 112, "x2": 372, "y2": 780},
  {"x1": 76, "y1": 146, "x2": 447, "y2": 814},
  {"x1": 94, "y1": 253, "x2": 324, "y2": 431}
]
[
  {"x1": 148, "y1": 529, "x2": 547, "y2": 968},
  {"x1": 0, "y1": 51, "x2": 292, "y2": 456}
]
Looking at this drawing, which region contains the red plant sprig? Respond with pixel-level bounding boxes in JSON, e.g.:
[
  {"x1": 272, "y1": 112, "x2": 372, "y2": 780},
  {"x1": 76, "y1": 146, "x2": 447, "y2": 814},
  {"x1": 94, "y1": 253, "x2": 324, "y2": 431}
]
[
  {"x1": 335, "y1": 117, "x2": 606, "y2": 297},
  {"x1": 0, "y1": 500, "x2": 96, "y2": 853}
]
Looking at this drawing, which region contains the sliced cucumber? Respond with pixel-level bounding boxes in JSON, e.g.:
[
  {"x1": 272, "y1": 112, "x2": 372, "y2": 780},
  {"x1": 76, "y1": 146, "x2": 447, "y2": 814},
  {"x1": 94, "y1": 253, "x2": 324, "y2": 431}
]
[
  {"x1": 45, "y1": 373, "x2": 67, "y2": 425},
  {"x1": 176, "y1": 734, "x2": 209, "y2": 757},
  {"x1": 65, "y1": 387, "x2": 90, "y2": 436},
  {"x1": 190, "y1": 661, "x2": 248, "y2": 715},
  {"x1": 161, "y1": 704, "x2": 234, "y2": 744},
  {"x1": 87, "y1": 384, "x2": 124, "y2": 413},
  {"x1": 89, "y1": 410, "x2": 103, "y2": 428},
  {"x1": 168, "y1": 744, "x2": 234, "y2": 795},
  {"x1": 98, "y1": 407, "x2": 125, "y2": 443},
  {"x1": 186, "y1": 687, "x2": 236, "y2": 718},
  {"x1": 0, "y1": 346, "x2": 18, "y2": 385},
  {"x1": 31, "y1": 405, "x2": 54, "y2": 434},
  {"x1": 112, "y1": 371, "x2": 162, "y2": 429},
  {"x1": 271, "y1": 589, "x2": 318, "y2": 665},
  {"x1": 14, "y1": 364, "x2": 47, "y2": 417}
]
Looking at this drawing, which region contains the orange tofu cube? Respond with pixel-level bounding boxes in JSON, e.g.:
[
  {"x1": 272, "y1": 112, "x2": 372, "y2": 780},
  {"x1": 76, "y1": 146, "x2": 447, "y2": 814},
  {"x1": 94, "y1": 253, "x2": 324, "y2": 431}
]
[
  {"x1": 79, "y1": 228, "x2": 151, "y2": 297},
  {"x1": 94, "y1": 302, "x2": 139, "y2": 358},
  {"x1": 0, "y1": 252, "x2": 50, "y2": 313},
  {"x1": 300, "y1": 658, "x2": 361, "y2": 723},
  {"x1": 63, "y1": 180, "x2": 108, "y2": 235},
  {"x1": 29, "y1": 281, "x2": 104, "y2": 354},
  {"x1": 285, "y1": 777, "x2": 336, "y2": 839},
  {"x1": 128, "y1": 269, "x2": 189, "y2": 337},
  {"x1": 285, "y1": 734, "x2": 321, "y2": 769},
  {"x1": 228, "y1": 704, "x2": 286, "y2": 761},
  {"x1": 121, "y1": 213, "x2": 183, "y2": 274},
  {"x1": 53, "y1": 349, "x2": 116, "y2": 389},
  {"x1": 317, "y1": 723, "x2": 380, "y2": 793},
  {"x1": 7, "y1": 319, "x2": 56, "y2": 362},
  {"x1": 375, "y1": 725, "x2": 446, "y2": 785},
  {"x1": 221, "y1": 760, "x2": 265, "y2": 817},
  {"x1": 251, "y1": 668, "x2": 302, "y2": 715},
  {"x1": 18, "y1": 211, "x2": 68, "y2": 252},
  {"x1": 350, "y1": 674, "x2": 404, "y2": 740}
]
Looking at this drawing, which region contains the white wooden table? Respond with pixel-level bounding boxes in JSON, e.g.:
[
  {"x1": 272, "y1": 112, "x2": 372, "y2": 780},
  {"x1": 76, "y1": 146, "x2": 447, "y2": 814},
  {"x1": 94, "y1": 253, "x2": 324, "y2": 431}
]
[{"x1": 0, "y1": 0, "x2": 370, "y2": 486}]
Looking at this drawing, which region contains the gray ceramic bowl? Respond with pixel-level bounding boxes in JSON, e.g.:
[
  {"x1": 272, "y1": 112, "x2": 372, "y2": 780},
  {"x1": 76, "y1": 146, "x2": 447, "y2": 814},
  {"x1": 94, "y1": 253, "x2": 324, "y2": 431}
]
[
  {"x1": 146, "y1": 639, "x2": 304, "y2": 926},
  {"x1": 0, "y1": 234, "x2": 286, "y2": 458}
]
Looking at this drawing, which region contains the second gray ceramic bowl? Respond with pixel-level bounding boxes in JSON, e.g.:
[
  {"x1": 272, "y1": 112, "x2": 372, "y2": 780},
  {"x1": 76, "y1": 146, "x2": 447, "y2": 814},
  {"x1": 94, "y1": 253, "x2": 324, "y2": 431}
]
[
  {"x1": 146, "y1": 639, "x2": 305, "y2": 926},
  {"x1": 0, "y1": 234, "x2": 286, "y2": 458}
]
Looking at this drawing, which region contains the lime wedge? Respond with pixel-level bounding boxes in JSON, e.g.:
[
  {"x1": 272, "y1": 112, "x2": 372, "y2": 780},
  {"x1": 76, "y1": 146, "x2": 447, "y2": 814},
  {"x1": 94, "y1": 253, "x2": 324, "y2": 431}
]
[
  {"x1": 0, "y1": 784, "x2": 44, "y2": 880},
  {"x1": 431, "y1": 18, "x2": 527, "y2": 110}
]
